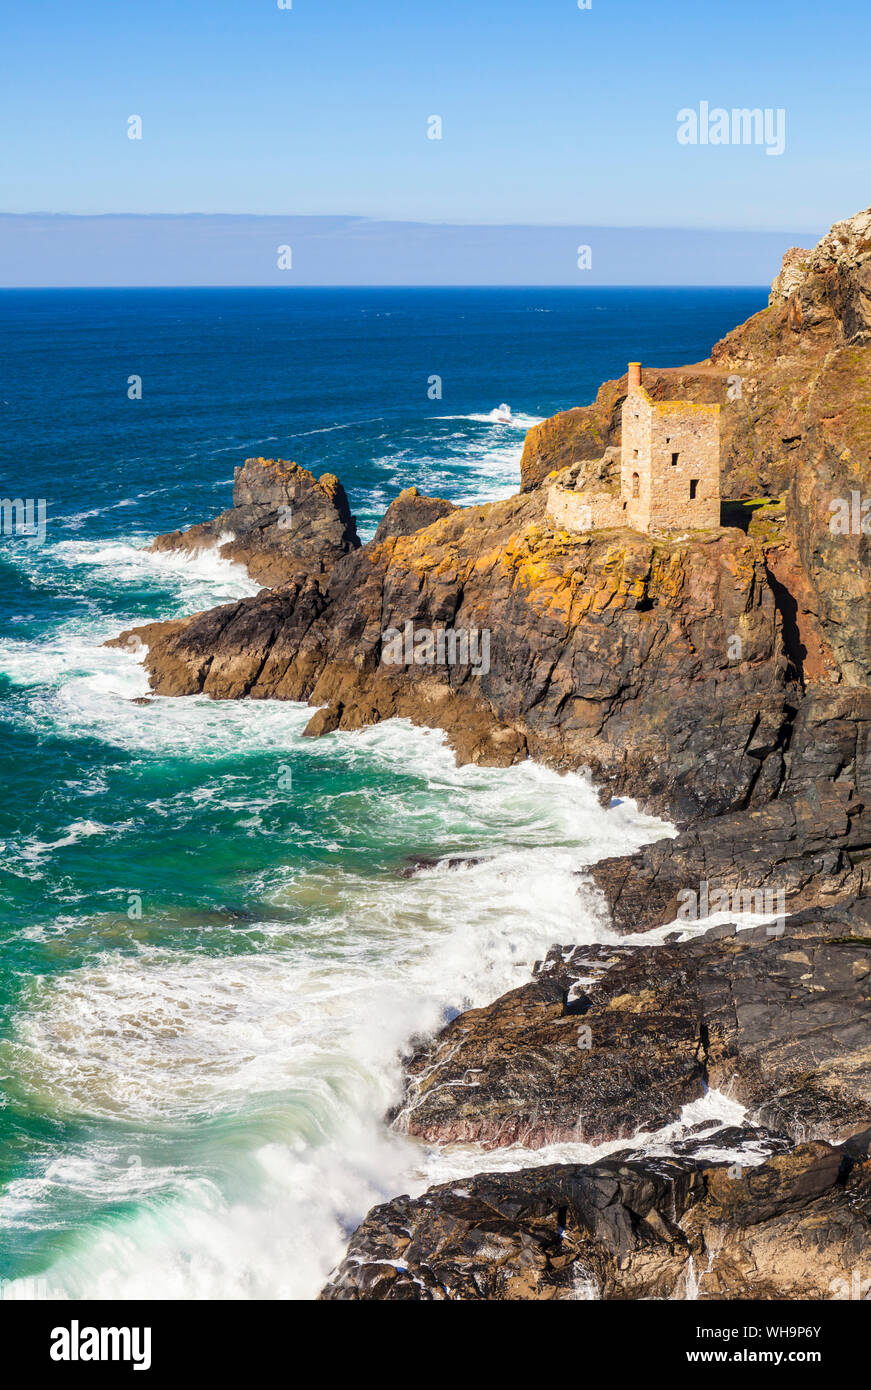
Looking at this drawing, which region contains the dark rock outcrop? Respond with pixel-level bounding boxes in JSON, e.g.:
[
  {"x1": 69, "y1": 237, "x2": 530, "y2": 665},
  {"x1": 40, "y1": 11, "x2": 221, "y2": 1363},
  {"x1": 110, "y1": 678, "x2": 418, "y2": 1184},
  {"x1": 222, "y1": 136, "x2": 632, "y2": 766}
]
[
  {"x1": 151, "y1": 456, "x2": 360, "y2": 587},
  {"x1": 588, "y1": 779, "x2": 871, "y2": 934},
  {"x1": 521, "y1": 205, "x2": 871, "y2": 693},
  {"x1": 320, "y1": 1135, "x2": 871, "y2": 1300},
  {"x1": 116, "y1": 502, "x2": 797, "y2": 821},
  {"x1": 393, "y1": 951, "x2": 708, "y2": 1150},
  {"x1": 391, "y1": 911, "x2": 871, "y2": 1151},
  {"x1": 372, "y1": 486, "x2": 457, "y2": 543}
]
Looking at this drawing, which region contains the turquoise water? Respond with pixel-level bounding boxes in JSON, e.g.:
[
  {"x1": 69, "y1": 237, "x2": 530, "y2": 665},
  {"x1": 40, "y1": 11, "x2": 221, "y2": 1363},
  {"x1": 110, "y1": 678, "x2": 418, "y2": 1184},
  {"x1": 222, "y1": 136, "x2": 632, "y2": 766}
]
[{"x1": 0, "y1": 288, "x2": 766, "y2": 1298}]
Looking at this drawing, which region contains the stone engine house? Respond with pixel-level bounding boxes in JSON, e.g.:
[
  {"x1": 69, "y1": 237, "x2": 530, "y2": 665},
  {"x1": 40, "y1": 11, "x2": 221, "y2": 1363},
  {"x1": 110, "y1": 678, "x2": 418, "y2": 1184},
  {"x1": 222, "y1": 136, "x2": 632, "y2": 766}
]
[{"x1": 547, "y1": 362, "x2": 721, "y2": 536}]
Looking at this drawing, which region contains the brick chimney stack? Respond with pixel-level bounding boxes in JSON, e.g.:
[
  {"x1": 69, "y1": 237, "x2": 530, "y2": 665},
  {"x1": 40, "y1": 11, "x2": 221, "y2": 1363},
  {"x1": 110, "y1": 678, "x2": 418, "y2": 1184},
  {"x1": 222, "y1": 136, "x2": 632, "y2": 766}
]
[{"x1": 628, "y1": 362, "x2": 642, "y2": 391}]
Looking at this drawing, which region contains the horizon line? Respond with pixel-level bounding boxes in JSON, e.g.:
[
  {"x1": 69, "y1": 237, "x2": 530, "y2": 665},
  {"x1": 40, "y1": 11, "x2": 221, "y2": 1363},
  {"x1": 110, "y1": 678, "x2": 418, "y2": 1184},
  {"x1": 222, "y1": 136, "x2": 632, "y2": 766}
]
[{"x1": 0, "y1": 283, "x2": 771, "y2": 291}]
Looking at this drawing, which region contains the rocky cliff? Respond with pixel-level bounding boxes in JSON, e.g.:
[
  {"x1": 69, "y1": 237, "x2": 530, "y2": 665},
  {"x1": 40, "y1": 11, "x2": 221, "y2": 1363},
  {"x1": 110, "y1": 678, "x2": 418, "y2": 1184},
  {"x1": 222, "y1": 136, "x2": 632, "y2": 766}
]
[
  {"x1": 151, "y1": 455, "x2": 360, "y2": 587},
  {"x1": 115, "y1": 498, "x2": 796, "y2": 821},
  {"x1": 522, "y1": 205, "x2": 871, "y2": 691},
  {"x1": 110, "y1": 204, "x2": 871, "y2": 1302},
  {"x1": 391, "y1": 907, "x2": 871, "y2": 1152},
  {"x1": 320, "y1": 1132, "x2": 871, "y2": 1300}
]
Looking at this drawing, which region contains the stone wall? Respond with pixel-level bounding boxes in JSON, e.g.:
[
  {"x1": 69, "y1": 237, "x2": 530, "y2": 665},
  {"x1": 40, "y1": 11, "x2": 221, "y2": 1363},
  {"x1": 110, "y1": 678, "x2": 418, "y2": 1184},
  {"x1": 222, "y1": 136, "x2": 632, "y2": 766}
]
[
  {"x1": 546, "y1": 485, "x2": 626, "y2": 532},
  {"x1": 618, "y1": 388, "x2": 720, "y2": 533},
  {"x1": 647, "y1": 403, "x2": 720, "y2": 532}
]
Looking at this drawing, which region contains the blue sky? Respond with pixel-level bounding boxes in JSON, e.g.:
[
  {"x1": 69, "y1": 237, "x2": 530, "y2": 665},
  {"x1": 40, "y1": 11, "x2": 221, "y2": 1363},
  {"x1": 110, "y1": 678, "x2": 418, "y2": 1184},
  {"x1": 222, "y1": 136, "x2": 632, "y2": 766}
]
[
  {"x1": 3, "y1": 0, "x2": 869, "y2": 229},
  {"x1": 1, "y1": 0, "x2": 868, "y2": 284}
]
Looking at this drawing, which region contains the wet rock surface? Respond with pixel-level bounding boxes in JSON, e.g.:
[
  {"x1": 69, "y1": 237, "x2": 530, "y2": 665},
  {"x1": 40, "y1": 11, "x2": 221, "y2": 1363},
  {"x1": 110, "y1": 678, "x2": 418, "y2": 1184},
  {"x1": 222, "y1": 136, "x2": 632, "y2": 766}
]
[
  {"x1": 320, "y1": 1134, "x2": 871, "y2": 1300},
  {"x1": 391, "y1": 912, "x2": 871, "y2": 1152},
  {"x1": 588, "y1": 779, "x2": 871, "y2": 934}
]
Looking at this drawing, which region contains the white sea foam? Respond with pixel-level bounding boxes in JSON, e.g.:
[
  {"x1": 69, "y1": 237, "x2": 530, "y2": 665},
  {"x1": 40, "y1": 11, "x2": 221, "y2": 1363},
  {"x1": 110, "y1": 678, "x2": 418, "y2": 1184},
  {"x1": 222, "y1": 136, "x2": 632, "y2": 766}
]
[
  {"x1": 49, "y1": 536, "x2": 259, "y2": 598},
  {"x1": 0, "y1": 718, "x2": 755, "y2": 1304},
  {"x1": 5, "y1": 533, "x2": 257, "y2": 610},
  {"x1": 16, "y1": 821, "x2": 112, "y2": 867},
  {"x1": 434, "y1": 411, "x2": 544, "y2": 430},
  {"x1": 201, "y1": 435, "x2": 280, "y2": 456},
  {"x1": 0, "y1": 536, "x2": 260, "y2": 735},
  {"x1": 0, "y1": 524, "x2": 757, "y2": 1302},
  {"x1": 56, "y1": 490, "x2": 173, "y2": 531},
  {"x1": 360, "y1": 409, "x2": 545, "y2": 525},
  {"x1": 5, "y1": 736, "x2": 669, "y2": 1120},
  {"x1": 627, "y1": 908, "x2": 785, "y2": 943},
  {"x1": 467, "y1": 410, "x2": 543, "y2": 429},
  {"x1": 0, "y1": 718, "x2": 685, "y2": 1300}
]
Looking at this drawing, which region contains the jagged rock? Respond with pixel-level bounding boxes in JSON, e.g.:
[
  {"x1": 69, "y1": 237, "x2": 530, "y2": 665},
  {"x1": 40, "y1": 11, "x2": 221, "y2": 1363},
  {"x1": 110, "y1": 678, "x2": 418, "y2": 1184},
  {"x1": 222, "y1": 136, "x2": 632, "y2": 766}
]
[
  {"x1": 399, "y1": 854, "x2": 483, "y2": 877},
  {"x1": 391, "y1": 912, "x2": 871, "y2": 1150},
  {"x1": 116, "y1": 501, "x2": 796, "y2": 822},
  {"x1": 372, "y1": 487, "x2": 457, "y2": 543},
  {"x1": 588, "y1": 779, "x2": 871, "y2": 934},
  {"x1": 319, "y1": 1134, "x2": 871, "y2": 1300},
  {"x1": 771, "y1": 207, "x2": 871, "y2": 343},
  {"x1": 150, "y1": 456, "x2": 360, "y2": 587},
  {"x1": 520, "y1": 205, "x2": 871, "y2": 694},
  {"x1": 769, "y1": 246, "x2": 813, "y2": 305},
  {"x1": 391, "y1": 961, "x2": 707, "y2": 1149},
  {"x1": 301, "y1": 703, "x2": 342, "y2": 737}
]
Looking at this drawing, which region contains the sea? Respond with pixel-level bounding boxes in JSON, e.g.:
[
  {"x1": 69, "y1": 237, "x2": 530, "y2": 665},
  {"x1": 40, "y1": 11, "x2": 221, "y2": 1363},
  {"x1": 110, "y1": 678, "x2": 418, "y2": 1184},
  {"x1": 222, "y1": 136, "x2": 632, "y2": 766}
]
[{"x1": 0, "y1": 286, "x2": 768, "y2": 1299}]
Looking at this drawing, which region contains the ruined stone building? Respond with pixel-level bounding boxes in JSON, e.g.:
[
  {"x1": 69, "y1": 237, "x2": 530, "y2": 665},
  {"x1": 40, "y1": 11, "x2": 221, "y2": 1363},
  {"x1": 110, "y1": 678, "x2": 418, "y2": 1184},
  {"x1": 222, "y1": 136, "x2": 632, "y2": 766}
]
[{"x1": 547, "y1": 363, "x2": 721, "y2": 535}]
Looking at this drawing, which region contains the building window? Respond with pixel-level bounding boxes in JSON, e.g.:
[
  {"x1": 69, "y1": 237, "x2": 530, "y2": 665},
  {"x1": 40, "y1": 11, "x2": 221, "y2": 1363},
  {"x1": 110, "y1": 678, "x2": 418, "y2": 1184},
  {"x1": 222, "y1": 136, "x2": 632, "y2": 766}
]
[
  {"x1": 632, "y1": 472, "x2": 640, "y2": 498},
  {"x1": 689, "y1": 479, "x2": 699, "y2": 499},
  {"x1": 671, "y1": 452, "x2": 679, "y2": 466},
  {"x1": 633, "y1": 448, "x2": 639, "y2": 460}
]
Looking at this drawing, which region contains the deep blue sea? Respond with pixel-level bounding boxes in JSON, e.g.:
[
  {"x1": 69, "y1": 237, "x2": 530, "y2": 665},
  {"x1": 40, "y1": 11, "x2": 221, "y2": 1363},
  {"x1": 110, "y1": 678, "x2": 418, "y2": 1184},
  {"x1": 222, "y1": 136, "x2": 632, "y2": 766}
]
[{"x1": 0, "y1": 287, "x2": 767, "y2": 1299}]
